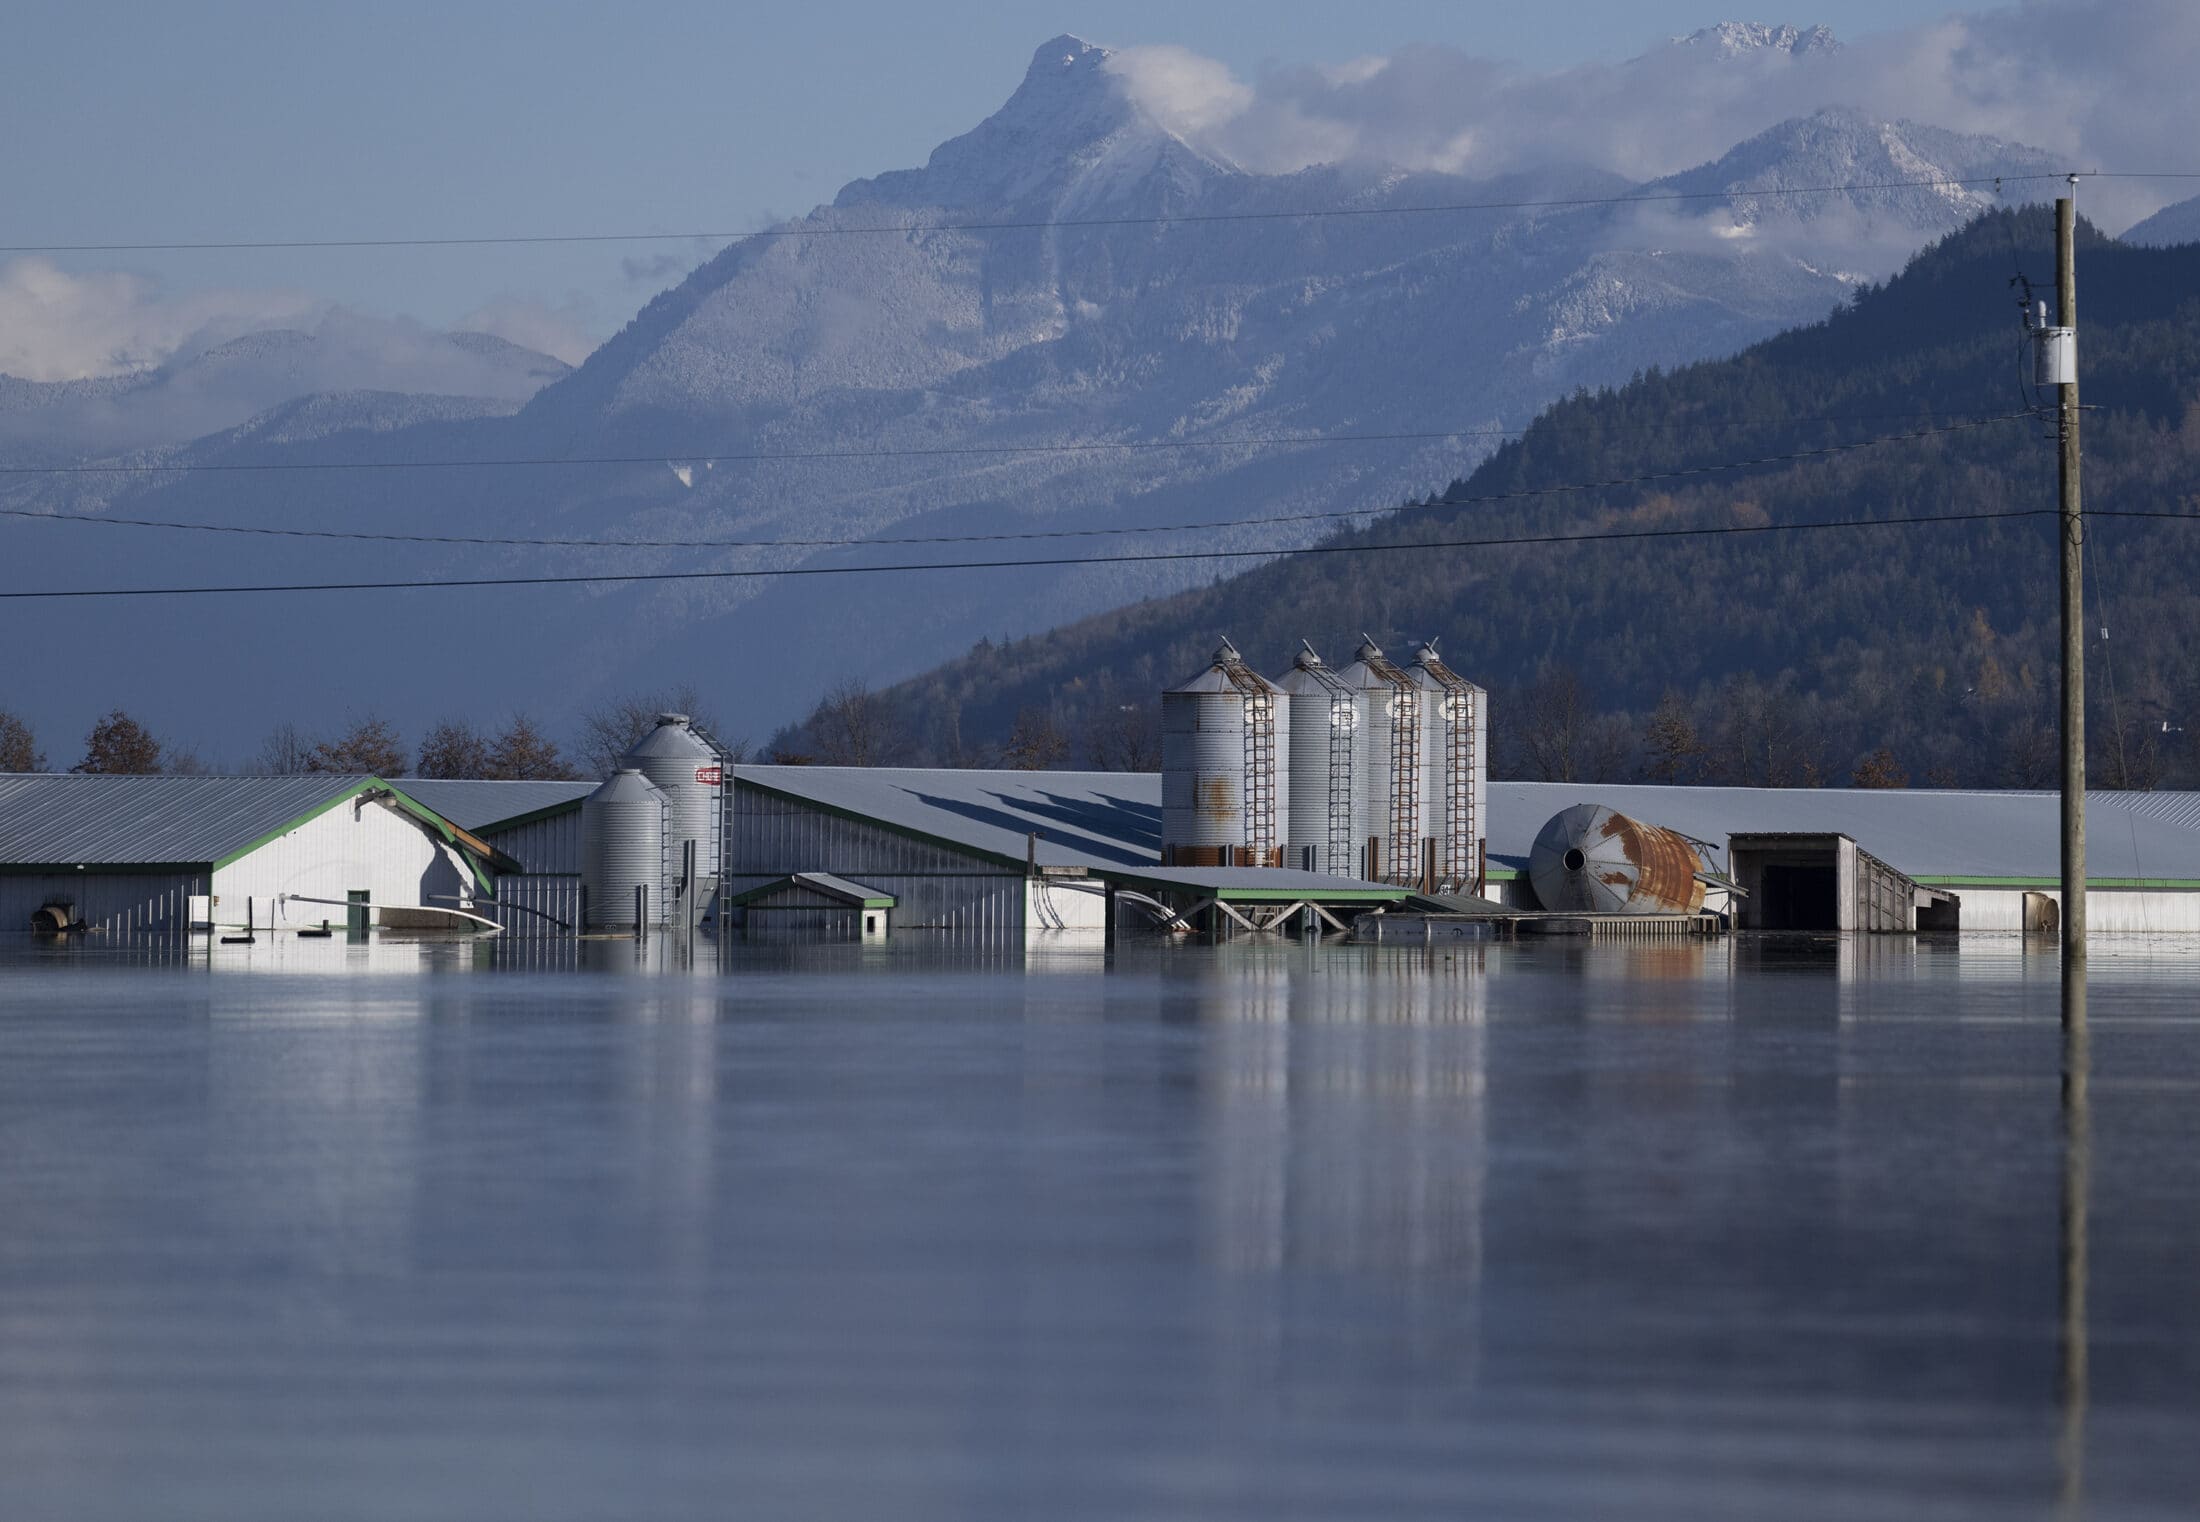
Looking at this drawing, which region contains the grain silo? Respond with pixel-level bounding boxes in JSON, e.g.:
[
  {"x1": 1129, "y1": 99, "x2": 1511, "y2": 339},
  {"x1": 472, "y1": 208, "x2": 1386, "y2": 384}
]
[
  {"x1": 1528, "y1": 803, "x2": 1707, "y2": 915},
  {"x1": 1408, "y1": 641, "x2": 1487, "y2": 894},
  {"x1": 1273, "y1": 642, "x2": 1357, "y2": 876},
  {"x1": 1161, "y1": 640, "x2": 1291, "y2": 867},
  {"x1": 620, "y1": 713, "x2": 722, "y2": 927},
  {"x1": 1333, "y1": 636, "x2": 1422, "y2": 886},
  {"x1": 582, "y1": 769, "x2": 669, "y2": 930}
]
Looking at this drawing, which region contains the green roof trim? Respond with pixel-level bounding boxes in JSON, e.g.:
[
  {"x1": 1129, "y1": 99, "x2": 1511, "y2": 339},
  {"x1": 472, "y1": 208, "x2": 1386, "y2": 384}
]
[
  {"x1": 209, "y1": 778, "x2": 384, "y2": 871},
  {"x1": 209, "y1": 778, "x2": 517, "y2": 896}
]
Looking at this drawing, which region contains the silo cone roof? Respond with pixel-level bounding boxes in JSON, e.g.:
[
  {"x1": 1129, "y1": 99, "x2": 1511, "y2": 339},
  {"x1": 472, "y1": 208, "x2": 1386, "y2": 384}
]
[
  {"x1": 623, "y1": 715, "x2": 714, "y2": 763},
  {"x1": 589, "y1": 768, "x2": 668, "y2": 806},
  {"x1": 1528, "y1": 802, "x2": 1706, "y2": 915},
  {"x1": 1336, "y1": 639, "x2": 1412, "y2": 692},
  {"x1": 1168, "y1": 643, "x2": 1277, "y2": 696}
]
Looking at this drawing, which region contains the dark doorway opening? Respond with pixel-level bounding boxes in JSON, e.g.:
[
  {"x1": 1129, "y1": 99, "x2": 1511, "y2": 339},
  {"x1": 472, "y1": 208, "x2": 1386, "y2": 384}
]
[{"x1": 1758, "y1": 864, "x2": 1837, "y2": 930}]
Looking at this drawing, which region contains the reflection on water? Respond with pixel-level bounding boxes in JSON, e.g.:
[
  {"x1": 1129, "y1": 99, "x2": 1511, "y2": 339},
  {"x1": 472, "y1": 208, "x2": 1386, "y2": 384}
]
[
  {"x1": 2060, "y1": 969, "x2": 2090, "y2": 1521},
  {"x1": 0, "y1": 935, "x2": 2194, "y2": 1520}
]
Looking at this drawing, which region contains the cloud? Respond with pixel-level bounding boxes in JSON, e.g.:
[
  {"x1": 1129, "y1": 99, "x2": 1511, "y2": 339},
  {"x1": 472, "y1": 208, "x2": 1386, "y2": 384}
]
[
  {"x1": 0, "y1": 259, "x2": 323, "y2": 383},
  {"x1": 0, "y1": 265, "x2": 595, "y2": 456},
  {"x1": 1099, "y1": 0, "x2": 2198, "y2": 230},
  {"x1": 452, "y1": 297, "x2": 599, "y2": 366},
  {"x1": 621, "y1": 252, "x2": 691, "y2": 285}
]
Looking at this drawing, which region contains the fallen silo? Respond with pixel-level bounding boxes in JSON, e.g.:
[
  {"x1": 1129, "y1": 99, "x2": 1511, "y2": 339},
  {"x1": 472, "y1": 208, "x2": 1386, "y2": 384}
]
[
  {"x1": 1161, "y1": 639, "x2": 1290, "y2": 867},
  {"x1": 1528, "y1": 803, "x2": 1708, "y2": 916}
]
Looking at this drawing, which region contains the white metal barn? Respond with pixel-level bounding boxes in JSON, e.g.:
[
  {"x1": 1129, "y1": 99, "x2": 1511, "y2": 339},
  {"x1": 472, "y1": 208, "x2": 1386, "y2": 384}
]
[
  {"x1": 387, "y1": 779, "x2": 593, "y2": 933},
  {"x1": 0, "y1": 774, "x2": 519, "y2": 936}
]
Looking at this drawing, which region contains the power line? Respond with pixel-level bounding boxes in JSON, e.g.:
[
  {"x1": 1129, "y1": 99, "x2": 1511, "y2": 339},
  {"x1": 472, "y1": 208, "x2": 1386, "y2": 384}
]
[
  {"x1": 0, "y1": 409, "x2": 2006, "y2": 478},
  {"x1": 0, "y1": 506, "x2": 2061, "y2": 601},
  {"x1": 0, "y1": 172, "x2": 2119, "y2": 255},
  {"x1": 0, "y1": 414, "x2": 2038, "y2": 551}
]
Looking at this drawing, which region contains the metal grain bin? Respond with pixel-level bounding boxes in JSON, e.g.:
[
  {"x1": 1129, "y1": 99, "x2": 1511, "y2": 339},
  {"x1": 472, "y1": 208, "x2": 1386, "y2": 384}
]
[
  {"x1": 1333, "y1": 636, "x2": 1421, "y2": 885},
  {"x1": 582, "y1": 768, "x2": 669, "y2": 930},
  {"x1": 620, "y1": 712, "x2": 722, "y2": 927},
  {"x1": 1528, "y1": 803, "x2": 1708, "y2": 916},
  {"x1": 1408, "y1": 641, "x2": 1487, "y2": 893},
  {"x1": 1161, "y1": 639, "x2": 1290, "y2": 867},
  {"x1": 1273, "y1": 642, "x2": 1357, "y2": 876}
]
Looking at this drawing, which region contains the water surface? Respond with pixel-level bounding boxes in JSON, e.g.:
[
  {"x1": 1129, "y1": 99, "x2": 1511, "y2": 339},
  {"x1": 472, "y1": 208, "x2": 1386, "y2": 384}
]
[{"x1": 0, "y1": 934, "x2": 2193, "y2": 1519}]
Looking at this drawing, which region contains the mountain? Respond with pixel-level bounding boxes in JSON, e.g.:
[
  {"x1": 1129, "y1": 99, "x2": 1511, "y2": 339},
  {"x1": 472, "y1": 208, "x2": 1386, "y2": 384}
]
[
  {"x1": 0, "y1": 324, "x2": 572, "y2": 462},
  {"x1": 0, "y1": 33, "x2": 2068, "y2": 763},
  {"x1": 821, "y1": 209, "x2": 2200, "y2": 790},
  {"x1": 1667, "y1": 21, "x2": 1841, "y2": 56},
  {"x1": 2123, "y1": 191, "x2": 2200, "y2": 247}
]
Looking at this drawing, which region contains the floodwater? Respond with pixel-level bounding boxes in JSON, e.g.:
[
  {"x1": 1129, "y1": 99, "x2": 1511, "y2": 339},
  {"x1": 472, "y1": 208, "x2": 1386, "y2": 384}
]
[{"x1": 1, "y1": 933, "x2": 2195, "y2": 1520}]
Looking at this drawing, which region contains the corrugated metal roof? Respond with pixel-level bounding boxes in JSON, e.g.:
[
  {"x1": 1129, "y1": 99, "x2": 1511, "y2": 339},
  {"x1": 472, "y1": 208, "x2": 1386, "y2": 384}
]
[
  {"x1": 0, "y1": 774, "x2": 377, "y2": 866},
  {"x1": 735, "y1": 766, "x2": 2200, "y2": 886},
  {"x1": 390, "y1": 779, "x2": 594, "y2": 832},
  {"x1": 735, "y1": 766, "x2": 1163, "y2": 870}
]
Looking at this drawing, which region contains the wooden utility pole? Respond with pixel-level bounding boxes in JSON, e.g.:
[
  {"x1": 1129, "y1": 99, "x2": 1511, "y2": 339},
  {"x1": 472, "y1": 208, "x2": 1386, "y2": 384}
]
[{"x1": 2058, "y1": 187, "x2": 2086, "y2": 965}]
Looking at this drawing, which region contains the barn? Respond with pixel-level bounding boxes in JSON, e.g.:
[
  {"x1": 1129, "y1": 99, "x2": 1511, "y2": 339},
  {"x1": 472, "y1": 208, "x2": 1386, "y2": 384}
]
[{"x1": 0, "y1": 774, "x2": 520, "y2": 936}]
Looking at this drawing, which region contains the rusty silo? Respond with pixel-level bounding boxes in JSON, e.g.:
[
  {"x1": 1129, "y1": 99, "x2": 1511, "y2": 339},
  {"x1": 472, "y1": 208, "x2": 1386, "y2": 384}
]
[
  {"x1": 1333, "y1": 636, "x2": 1421, "y2": 885},
  {"x1": 1273, "y1": 641, "x2": 1357, "y2": 876},
  {"x1": 1161, "y1": 639, "x2": 1291, "y2": 868},
  {"x1": 1528, "y1": 803, "x2": 1708, "y2": 915},
  {"x1": 1408, "y1": 641, "x2": 1487, "y2": 894}
]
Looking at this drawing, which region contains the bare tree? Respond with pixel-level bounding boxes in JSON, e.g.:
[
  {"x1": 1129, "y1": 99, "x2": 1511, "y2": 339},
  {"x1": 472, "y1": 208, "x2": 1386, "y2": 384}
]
[
  {"x1": 1706, "y1": 675, "x2": 1824, "y2": 788},
  {"x1": 1511, "y1": 666, "x2": 1631, "y2": 782},
  {"x1": 253, "y1": 721, "x2": 315, "y2": 775},
  {"x1": 2093, "y1": 708, "x2": 2163, "y2": 791},
  {"x1": 1640, "y1": 691, "x2": 1704, "y2": 784},
  {"x1": 1850, "y1": 747, "x2": 1908, "y2": 788},
  {"x1": 488, "y1": 715, "x2": 580, "y2": 780},
  {"x1": 2000, "y1": 706, "x2": 2060, "y2": 788},
  {"x1": 577, "y1": 684, "x2": 733, "y2": 775},
  {"x1": 1083, "y1": 690, "x2": 1162, "y2": 771},
  {"x1": 1000, "y1": 707, "x2": 1070, "y2": 770},
  {"x1": 810, "y1": 678, "x2": 907, "y2": 767},
  {"x1": 74, "y1": 710, "x2": 163, "y2": 774},
  {"x1": 0, "y1": 710, "x2": 45, "y2": 772},
  {"x1": 306, "y1": 716, "x2": 407, "y2": 776},
  {"x1": 414, "y1": 720, "x2": 492, "y2": 779}
]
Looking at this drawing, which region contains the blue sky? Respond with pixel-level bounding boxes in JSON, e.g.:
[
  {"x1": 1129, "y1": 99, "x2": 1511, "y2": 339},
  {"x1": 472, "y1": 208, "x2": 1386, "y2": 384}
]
[{"x1": 0, "y1": 0, "x2": 2138, "y2": 367}]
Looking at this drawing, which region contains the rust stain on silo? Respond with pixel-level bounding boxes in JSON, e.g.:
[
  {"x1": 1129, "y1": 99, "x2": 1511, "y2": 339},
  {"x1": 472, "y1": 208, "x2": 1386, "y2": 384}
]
[{"x1": 1597, "y1": 809, "x2": 1707, "y2": 913}]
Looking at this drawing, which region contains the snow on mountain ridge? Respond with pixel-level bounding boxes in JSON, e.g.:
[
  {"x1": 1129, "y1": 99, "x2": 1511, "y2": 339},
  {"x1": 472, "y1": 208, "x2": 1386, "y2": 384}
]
[{"x1": 1668, "y1": 21, "x2": 1841, "y2": 57}]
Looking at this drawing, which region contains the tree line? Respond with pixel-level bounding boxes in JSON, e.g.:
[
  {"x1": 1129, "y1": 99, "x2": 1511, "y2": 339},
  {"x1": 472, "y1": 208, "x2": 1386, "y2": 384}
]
[{"x1": 0, "y1": 685, "x2": 745, "y2": 781}]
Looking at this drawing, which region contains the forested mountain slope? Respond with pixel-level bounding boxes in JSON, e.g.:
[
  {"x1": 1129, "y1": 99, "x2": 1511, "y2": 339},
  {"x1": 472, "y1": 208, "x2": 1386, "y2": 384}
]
[{"x1": 802, "y1": 210, "x2": 2200, "y2": 789}]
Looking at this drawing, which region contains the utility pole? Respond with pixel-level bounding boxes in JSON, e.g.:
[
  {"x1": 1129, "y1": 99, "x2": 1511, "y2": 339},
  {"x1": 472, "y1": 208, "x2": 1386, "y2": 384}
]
[{"x1": 2057, "y1": 184, "x2": 2087, "y2": 965}]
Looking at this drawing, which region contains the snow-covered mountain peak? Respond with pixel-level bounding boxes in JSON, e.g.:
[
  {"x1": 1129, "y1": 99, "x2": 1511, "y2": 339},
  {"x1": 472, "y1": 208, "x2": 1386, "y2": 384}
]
[
  {"x1": 1669, "y1": 21, "x2": 1840, "y2": 57},
  {"x1": 837, "y1": 33, "x2": 1229, "y2": 214},
  {"x1": 1024, "y1": 34, "x2": 1110, "y2": 87}
]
